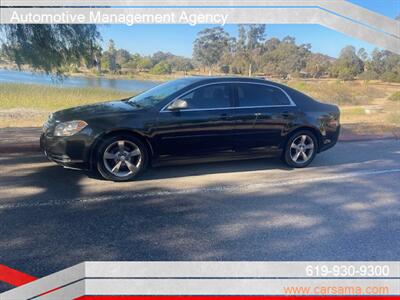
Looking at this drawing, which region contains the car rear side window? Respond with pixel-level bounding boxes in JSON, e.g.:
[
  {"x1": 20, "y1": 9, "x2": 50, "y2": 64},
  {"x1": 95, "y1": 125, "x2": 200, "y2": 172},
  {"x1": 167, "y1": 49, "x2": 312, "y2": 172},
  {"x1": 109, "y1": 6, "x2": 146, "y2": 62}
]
[
  {"x1": 180, "y1": 84, "x2": 234, "y2": 110},
  {"x1": 237, "y1": 83, "x2": 291, "y2": 107}
]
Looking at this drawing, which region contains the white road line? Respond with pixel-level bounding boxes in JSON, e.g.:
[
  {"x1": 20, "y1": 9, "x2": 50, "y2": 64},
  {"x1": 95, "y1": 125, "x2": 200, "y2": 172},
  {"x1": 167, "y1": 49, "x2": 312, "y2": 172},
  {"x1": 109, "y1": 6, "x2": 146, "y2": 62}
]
[{"x1": 1, "y1": 168, "x2": 400, "y2": 210}]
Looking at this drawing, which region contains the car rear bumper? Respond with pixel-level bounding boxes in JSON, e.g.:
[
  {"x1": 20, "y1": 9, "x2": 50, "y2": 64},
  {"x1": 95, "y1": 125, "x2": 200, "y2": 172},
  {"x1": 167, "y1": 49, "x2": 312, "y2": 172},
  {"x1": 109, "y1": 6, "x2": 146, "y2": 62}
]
[{"x1": 319, "y1": 125, "x2": 340, "y2": 152}]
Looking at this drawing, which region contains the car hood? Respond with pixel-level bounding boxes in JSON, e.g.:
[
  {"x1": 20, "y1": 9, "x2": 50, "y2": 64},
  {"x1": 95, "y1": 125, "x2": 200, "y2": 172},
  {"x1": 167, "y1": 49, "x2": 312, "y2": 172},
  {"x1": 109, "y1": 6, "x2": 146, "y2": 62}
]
[{"x1": 52, "y1": 99, "x2": 138, "y2": 121}]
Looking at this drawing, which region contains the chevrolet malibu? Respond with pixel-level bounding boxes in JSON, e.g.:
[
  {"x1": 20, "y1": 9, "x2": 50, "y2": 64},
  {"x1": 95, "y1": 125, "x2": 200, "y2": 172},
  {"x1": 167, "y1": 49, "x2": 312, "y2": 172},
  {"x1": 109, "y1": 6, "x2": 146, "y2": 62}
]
[{"x1": 41, "y1": 77, "x2": 340, "y2": 181}]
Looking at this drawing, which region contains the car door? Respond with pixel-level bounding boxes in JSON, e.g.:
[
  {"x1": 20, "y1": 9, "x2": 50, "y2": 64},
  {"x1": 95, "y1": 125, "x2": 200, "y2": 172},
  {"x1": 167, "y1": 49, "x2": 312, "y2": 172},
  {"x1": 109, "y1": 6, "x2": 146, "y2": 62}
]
[
  {"x1": 232, "y1": 82, "x2": 297, "y2": 152},
  {"x1": 155, "y1": 83, "x2": 236, "y2": 157}
]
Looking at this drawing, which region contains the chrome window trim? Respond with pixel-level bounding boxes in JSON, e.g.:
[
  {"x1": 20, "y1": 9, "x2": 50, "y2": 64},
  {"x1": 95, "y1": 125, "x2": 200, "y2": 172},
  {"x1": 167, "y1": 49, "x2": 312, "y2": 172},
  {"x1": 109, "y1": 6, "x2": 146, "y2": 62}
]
[{"x1": 160, "y1": 81, "x2": 296, "y2": 113}]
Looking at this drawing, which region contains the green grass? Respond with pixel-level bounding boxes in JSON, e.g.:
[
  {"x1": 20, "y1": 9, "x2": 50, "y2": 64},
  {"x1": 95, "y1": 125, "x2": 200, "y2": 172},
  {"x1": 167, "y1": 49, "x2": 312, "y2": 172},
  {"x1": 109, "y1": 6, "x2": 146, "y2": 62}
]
[
  {"x1": 389, "y1": 91, "x2": 400, "y2": 102},
  {"x1": 0, "y1": 83, "x2": 133, "y2": 111}
]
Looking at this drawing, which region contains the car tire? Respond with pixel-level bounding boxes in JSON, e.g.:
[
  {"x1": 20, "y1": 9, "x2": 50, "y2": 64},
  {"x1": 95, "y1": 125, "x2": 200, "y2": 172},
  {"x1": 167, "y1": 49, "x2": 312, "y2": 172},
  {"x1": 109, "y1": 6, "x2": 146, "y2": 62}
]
[
  {"x1": 96, "y1": 135, "x2": 148, "y2": 181},
  {"x1": 284, "y1": 130, "x2": 318, "y2": 168}
]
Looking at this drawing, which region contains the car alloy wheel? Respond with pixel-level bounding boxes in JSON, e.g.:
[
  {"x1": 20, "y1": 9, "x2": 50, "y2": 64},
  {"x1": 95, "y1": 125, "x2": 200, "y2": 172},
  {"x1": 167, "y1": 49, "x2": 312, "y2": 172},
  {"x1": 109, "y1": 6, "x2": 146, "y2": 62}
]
[
  {"x1": 96, "y1": 135, "x2": 148, "y2": 181},
  {"x1": 103, "y1": 140, "x2": 142, "y2": 178},
  {"x1": 284, "y1": 131, "x2": 317, "y2": 168},
  {"x1": 289, "y1": 134, "x2": 314, "y2": 164}
]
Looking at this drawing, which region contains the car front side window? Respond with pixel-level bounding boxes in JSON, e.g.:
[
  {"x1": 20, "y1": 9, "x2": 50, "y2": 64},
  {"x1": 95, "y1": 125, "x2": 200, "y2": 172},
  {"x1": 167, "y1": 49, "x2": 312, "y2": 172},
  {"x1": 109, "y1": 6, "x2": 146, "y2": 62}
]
[{"x1": 179, "y1": 84, "x2": 234, "y2": 110}]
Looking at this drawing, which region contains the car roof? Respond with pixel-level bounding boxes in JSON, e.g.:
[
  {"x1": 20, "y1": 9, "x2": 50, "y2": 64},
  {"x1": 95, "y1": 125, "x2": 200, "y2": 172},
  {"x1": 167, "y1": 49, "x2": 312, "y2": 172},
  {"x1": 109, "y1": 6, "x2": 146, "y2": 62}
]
[{"x1": 181, "y1": 76, "x2": 279, "y2": 86}]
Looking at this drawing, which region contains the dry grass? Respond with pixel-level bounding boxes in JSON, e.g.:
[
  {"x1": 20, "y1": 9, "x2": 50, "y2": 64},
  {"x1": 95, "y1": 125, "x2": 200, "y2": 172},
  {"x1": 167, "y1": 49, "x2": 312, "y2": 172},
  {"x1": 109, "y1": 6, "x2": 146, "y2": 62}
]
[
  {"x1": 0, "y1": 81, "x2": 399, "y2": 133},
  {"x1": 286, "y1": 80, "x2": 387, "y2": 105},
  {"x1": 283, "y1": 80, "x2": 400, "y2": 134}
]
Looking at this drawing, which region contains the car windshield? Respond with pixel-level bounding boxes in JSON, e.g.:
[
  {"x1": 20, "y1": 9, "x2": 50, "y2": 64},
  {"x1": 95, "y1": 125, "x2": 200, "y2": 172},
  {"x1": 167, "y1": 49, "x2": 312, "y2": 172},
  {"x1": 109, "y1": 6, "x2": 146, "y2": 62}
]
[{"x1": 128, "y1": 78, "x2": 193, "y2": 108}]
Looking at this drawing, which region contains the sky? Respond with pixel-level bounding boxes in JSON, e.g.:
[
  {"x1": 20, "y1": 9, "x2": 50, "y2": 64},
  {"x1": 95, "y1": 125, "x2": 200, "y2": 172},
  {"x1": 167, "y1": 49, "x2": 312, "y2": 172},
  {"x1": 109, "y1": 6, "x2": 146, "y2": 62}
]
[{"x1": 98, "y1": 0, "x2": 400, "y2": 58}]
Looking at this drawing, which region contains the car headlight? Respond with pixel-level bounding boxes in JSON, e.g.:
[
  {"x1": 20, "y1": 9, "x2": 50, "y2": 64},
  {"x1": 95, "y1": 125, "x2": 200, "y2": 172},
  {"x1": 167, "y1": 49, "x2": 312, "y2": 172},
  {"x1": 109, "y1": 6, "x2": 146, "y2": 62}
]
[
  {"x1": 54, "y1": 120, "x2": 88, "y2": 137},
  {"x1": 42, "y1": 113, "x2": 54, "y2": 133}
]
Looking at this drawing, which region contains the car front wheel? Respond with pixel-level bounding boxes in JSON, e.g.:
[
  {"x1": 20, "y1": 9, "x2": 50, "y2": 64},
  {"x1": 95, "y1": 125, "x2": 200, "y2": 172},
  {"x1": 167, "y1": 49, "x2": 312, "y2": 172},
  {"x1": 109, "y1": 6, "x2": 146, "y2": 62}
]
[
  {"x1": 96, "y1": 135, "x2": 148, "y2": 181},
  {"x1": 284, "y1": 130, "x2": 317, "y2": 168}
]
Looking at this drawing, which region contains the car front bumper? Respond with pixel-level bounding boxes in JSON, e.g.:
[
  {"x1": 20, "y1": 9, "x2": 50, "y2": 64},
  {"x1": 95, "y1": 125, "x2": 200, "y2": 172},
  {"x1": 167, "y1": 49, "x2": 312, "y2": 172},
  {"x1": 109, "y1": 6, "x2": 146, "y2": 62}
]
[{"x1": 40, "y1": 132, "x2": 93, "y2": 170}]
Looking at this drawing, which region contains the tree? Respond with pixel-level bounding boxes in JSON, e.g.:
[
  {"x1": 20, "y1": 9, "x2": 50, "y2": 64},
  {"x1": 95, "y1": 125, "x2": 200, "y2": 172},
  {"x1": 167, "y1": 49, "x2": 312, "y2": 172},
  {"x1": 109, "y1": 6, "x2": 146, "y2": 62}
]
[
  {"x1": 169, "y1": 56, "x2": 194, "y2": 74},
  {"x1": 0, "y1": 24, "x2": 100, "y2": 74},
  {"x1": 116, "y1": 49, "x2": 131, "y2": 66},
  {"x1": 262, "y1": 36, "x2": 311, "y2": 78},
  {"x1": 91, "y1": 45, "x2": 103, "y2": 73},
  {"x1": 379, "y1": 50, "x2": 400, "y2": 82},
  {"x1": 282, "y1": 36, "x2": 296, "y2": 44},
  {"x1": 106, "y1": 39, "x2": 117, "y2": 72},
  {"x1": 365, "y1": 48, "x2": 400, "y2": 82},
  {"x1": 304, "y1": 53, "x2": 332, "y2": 78},
  {"x1": 230, "y1": 52, "x2": 250, "y2": 75},
  {"x1": 237, "y1": 25, "x2": 266, "y2": 51},
  {"x1": 330, "y1": 46, "x2": 364, "y2": 80},
  {"x1": 235, "y1": 25, "x2": 266, "y2": 75},
  {"x1": 193, "y1": 27, "x2": 230, "y2": 74},
  {"x1": 137, "y1": 57, "x2": 153, "y2": 71},
  {"x1": 264, "y1": 38, "x2": 280, "y2": 52},
  {"x1": 151, "y1": 51, "x2": 174, "y2": 65},
  {"x1": 122, "y1": 53, "x2": 141, "y2": 70},
  {"x1": 357, "y1": 48, "x2": 368, "y2": 62}
]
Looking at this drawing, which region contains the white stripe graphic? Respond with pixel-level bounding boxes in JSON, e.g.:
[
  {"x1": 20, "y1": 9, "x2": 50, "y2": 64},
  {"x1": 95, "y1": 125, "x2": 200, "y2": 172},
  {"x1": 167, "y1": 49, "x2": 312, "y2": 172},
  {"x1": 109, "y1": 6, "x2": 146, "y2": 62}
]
[
  {"x1": 0, "y1": 1, "x2": 399, "y2": 54},
  {"x1": 0, "y1": 263, "x2": 85, "y2": 300},
  {"x1": 1, "y1": 0, "x2": 398, "y2": 37}
]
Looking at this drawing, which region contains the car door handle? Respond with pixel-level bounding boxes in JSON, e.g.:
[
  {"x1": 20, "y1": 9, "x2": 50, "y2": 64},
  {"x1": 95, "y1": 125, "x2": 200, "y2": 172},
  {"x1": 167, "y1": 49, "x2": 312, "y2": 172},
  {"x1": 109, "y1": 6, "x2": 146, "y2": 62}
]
[{"x1": 282, "y1": 111, "x2": 292, "y2": 117}]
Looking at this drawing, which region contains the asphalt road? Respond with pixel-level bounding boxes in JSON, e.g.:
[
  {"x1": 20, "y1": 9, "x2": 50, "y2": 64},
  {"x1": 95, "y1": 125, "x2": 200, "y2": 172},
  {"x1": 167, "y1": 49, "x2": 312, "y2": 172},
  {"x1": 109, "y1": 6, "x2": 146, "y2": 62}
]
[{"x1": 1, "y1": 139, "x2": 399, "y2": 292}]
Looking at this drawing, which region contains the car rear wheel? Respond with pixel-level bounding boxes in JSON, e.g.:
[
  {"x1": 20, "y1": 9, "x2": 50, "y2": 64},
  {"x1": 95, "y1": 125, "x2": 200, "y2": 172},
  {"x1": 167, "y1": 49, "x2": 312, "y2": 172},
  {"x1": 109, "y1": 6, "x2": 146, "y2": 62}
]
[
  {"x1": 96, "y1": 135, "x2": 148, "y2": 181},
  {"x1": 284, "y1": 130, "x2": 317, "y2": 168}
]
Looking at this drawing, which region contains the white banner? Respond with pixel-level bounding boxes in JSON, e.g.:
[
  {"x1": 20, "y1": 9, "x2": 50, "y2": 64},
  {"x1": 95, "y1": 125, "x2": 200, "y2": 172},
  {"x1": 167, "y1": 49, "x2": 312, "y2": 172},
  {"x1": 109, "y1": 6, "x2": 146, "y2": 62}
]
[
  {"x1": 0, "y1": 1, "x2": 399, "y2": 54},
  {"x1": 1, "y1": 262, "x2": 400, "y2": 299}
]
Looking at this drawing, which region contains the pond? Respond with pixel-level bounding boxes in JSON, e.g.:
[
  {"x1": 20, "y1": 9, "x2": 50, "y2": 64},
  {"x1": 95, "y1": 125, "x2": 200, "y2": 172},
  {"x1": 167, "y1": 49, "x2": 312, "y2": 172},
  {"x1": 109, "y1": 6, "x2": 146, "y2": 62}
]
[{"x1": 0, "y1": 69, "x2": 160, "y2": 93}]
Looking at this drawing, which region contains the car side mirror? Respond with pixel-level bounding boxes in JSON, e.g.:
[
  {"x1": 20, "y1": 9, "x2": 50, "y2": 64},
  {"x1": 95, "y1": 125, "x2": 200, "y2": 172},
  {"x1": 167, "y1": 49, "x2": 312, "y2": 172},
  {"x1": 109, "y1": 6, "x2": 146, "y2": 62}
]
[{"x1": 167, "y1": 99, "x2": 188, "y2": 111}]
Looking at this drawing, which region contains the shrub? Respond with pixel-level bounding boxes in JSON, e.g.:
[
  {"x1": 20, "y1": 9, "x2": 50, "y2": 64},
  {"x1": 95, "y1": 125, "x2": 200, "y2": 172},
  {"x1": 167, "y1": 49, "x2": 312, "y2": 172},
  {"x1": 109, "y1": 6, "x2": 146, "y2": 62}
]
[
  {"x1": 380, "y1": 71, "x2": 400, "y2": 83},
  {"x1": 389, "y1": 91, "x2": 400, "y2": 102},
  {"x1": 358, "y1": 70, "x2": 379, "y2": 81},
  {"x1": 220, "y1": 65, "x2": 229, "y2": 74},
  {"x1": 338, "y1": 68, "x2": 355, "y2": 81},
  {"x1": 231, "y1": 66, "x2": 239, "y2": 74},
  {"x1": 150, "y1": 61, "x2": 172, "y2": 75}
]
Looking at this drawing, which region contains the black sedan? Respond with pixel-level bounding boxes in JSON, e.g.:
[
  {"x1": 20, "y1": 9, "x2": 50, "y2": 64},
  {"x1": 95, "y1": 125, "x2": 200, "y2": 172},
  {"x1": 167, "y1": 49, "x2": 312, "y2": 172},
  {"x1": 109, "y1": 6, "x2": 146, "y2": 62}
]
[{"x1": 40, "y1": 77, "x2": 340, "y2": 181}]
